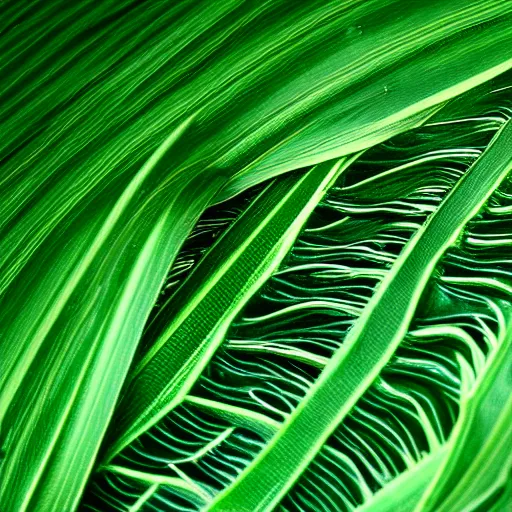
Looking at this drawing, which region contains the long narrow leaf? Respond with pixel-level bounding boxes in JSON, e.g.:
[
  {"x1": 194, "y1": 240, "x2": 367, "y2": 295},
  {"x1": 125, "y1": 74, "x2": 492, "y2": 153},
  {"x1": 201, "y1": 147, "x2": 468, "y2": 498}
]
[
  {"x1": 0, "y1": 119, "x2": 227, "y2": 511},
  {"x1": 209, "y1": 119, "x2": 512, "y2": 511},
  {"x1": 2, "y1": 0, "x2": 511, "y2": 298},
  {"x1": 107, "y1": 158, "x2": 356, "y2": 461}
]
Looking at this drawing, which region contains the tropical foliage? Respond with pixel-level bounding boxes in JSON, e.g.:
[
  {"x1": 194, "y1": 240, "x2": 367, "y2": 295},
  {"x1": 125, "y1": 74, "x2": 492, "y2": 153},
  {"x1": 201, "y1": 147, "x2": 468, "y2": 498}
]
[{"x1": 0, "y1": 1, "x2": 511, "y2": 511}]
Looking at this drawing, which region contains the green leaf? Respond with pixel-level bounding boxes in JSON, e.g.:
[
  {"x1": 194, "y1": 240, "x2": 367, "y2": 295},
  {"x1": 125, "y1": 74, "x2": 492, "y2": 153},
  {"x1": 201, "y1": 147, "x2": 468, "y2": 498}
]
[
  {"x1": 488, "y1": 473, "x2": 512, "y2": 512},
  {"x1": 81, "y1": 79, "x2": 512, "y2": 511},
  {"x1": 361, "y1": 313, "x2": 512, "y2": 512},
  {"x1": 2, "y1": 0, "x2": 512, "y2": 297},
  {"x1": 2, "y1": 1, "x2": 512, "y2": 510},
  {"x1": 106, "y1": 157, "x2": 356, "y2": 461},
  {"x1": 357, "y1": 448, "x2": 448, "y2": 512},
  {"x1": 0, "y1": 119, "x2": 227, "y2": 511},
  {"x1": 418, "y1": 320, "x2": 512, "y2": 511},
  {"x1": 216, "y1": 0, "x2": 512, "y2": 198},
  {"x1": 209, "y1": 115, "x2": 512, "y2": 512}
]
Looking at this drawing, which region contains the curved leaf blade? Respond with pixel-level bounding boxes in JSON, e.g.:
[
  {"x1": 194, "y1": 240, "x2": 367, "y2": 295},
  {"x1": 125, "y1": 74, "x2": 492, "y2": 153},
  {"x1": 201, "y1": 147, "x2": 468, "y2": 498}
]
[
  {"x1": 209, "y1": 119, "x2": 512, "y2": 511},
  {"x1": 107, "y1": 157, "x2": 356, "y2": 461},
  {"x1": 418, "y1": 322, "x2": 512, "y2": 512},
  {"x1": 0, "y1": 119, "x2": 227, "y2": 512}
]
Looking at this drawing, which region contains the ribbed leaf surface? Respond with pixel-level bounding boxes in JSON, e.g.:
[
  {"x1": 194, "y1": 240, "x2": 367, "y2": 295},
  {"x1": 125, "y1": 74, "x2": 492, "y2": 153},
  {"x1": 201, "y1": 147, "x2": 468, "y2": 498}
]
[
  {"x1": 1, "y1": 1, "x2": 512, "y2": 511},
  {"x1": 80, "y1": 76, "x2": 512, "y2": 511}
]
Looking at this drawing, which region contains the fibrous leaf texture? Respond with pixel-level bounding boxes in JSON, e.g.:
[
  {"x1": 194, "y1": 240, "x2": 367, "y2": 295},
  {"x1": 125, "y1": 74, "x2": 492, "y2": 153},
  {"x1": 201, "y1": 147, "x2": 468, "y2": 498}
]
[{"x1": 0, "y1": 1, "x2": 511, "y2": 512}]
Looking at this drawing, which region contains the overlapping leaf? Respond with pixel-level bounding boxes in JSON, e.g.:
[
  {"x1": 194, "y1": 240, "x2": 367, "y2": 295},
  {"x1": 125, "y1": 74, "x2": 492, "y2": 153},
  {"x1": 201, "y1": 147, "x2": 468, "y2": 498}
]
[
  {"x1": 2, "y1": 1, "x2": 512, "y2": 510},
  {"x1": 0, "y1": 120, "x2": 228, "y2": 511},
  {"x1": 2, "y1": 0, "x2": 512, "y2": 294},
  {"x1": 81, "y1": 78, "x2": 512, "y2": 511},
  {"x1": 107, "y1": 157, "x2": 355, "y2": 459}
]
